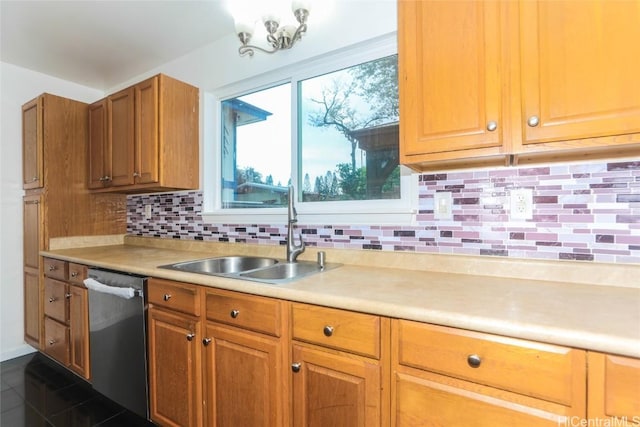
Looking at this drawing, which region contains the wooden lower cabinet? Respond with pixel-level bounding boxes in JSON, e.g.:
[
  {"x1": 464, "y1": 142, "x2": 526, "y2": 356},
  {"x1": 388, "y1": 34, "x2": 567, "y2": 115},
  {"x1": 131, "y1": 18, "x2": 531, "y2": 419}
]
[
  {"x1": 588, "y1": 352, "x2": 640, "y2": 426},
  {"x1": 290, "y1": 303, "x2": 390, "y2": 427},
  {"x1": 392, "y1": 320, "x2": 587, "y2": 426},
  {"x1": 147, "y1": 306, "x2": 202, "y2": 427},
  {"x1": 203, "y1": 323, "x2": 287, "y2": 426},
  {"x1": 291, "y1": 343, "x2": 384, "y2": 427}
]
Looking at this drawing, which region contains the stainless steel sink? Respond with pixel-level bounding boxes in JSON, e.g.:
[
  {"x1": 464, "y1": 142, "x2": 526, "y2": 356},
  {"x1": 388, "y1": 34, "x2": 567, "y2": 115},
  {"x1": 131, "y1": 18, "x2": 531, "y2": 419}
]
[
  {"x1": 159, "y1": 255, "x2": 339, "y2": 284},
  {"x1": 239, "y1": 261, "x2": 329, "y2": 283},
  {"x1": 160, "y1": 256, "x2": 278, "y2": 275}
]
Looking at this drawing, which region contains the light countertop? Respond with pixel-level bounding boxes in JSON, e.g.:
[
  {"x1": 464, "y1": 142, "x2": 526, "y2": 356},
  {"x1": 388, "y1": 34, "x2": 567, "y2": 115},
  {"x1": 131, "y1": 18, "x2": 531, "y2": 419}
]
[{"x1": 42, "y1": 235, "x2": 640, "y2": 358}]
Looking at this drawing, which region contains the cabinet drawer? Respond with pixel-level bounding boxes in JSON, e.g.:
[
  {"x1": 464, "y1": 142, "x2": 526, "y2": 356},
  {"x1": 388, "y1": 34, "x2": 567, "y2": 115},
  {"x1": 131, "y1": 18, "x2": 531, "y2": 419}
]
[
  {"x1": 68, "y1": 263, "x2": 87, "y2": 285},
  {"x1": 395, "y1": 320, "x2": 584, "y2": 406},
  {"x1": 588, "y1": 352, "x2": 640, "y2": 423},
  {"x1": 44, "y1": 317, "x2": 69, "y2": 366},
  {"x1": 292, "y1": 303, "x2": 381, "y2": 359},
  {"x1": 206, "y1": 288, "x2": 282, "y2": 337},
  {"x1": 44, "y1": 258, "x2": 67, "y2": 280},
  {"x1": 44, "y1": 278, "x2": 68, "y2": 323},
  {"x1": 148, "y1": 278, "x2": 201, "y2": 316}
]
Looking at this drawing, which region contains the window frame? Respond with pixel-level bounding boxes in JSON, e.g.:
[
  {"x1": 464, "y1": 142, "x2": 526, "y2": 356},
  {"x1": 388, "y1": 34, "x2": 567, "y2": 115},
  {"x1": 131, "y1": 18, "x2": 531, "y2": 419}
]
[{"x1": 202, "y1": 33, "x2": 417, "y2": 225}]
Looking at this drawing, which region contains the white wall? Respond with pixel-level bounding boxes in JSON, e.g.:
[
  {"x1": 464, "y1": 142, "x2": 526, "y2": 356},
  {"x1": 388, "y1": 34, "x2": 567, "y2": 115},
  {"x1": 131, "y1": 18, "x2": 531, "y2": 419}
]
[
  {"x1": 0, "y1": 0, "x2": 397, "y2": 361},
  {"x1": 0, "y1": 62, "x2": 104, "y2": 361}
]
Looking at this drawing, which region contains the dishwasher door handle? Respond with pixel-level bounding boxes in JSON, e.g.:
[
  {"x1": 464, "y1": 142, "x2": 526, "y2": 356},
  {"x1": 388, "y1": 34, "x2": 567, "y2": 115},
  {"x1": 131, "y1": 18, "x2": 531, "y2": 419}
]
[{"x1": 84, "y1": 278, "x2": 138, "y2": 299}]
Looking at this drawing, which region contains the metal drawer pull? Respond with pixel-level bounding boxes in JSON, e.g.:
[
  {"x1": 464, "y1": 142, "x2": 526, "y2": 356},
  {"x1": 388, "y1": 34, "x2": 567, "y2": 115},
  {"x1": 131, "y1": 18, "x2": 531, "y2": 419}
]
[
  {"x1": 65, "y1": 293, "x2": 72, "y2": 299},
  {"x1": 202, "y1": 338, "x2": 212, "y2": 346},
  {"x1": 48, "y1": 265, "x2": 57, "y2": 271},
  {"x1": 163, "y1": 294, "x2": 172, "y2": 301},
  {"x1": 527, "y1": 116, "x2": 540, "y2": 127},
  {"x1": 467, "y1": 354, "x2": 482, "y2": 368},
  {"x1": 48, "y1": 339, "x2": 56, "y2": 345},
  {"x1": 71, "y1": 272, "x2": 78, "y2": 278},
  {"x1": 323, "y1": 325, "x2": 334, "y2": 337},
  {"x1": 291, "y1": 363, "x2": 301, "y2": 373},
  {"x1": 186, "y1": 333, "x2": 195, "y2": 341},
  {"x1": 486, "y1": 121, "x2": 498, "y2": 132},
  {"x1": 230, "y1": 309, "x2": 240, "y2": 319},
  {"x1": 48, "y1": 297, "x2": 57, "y2": 303}
]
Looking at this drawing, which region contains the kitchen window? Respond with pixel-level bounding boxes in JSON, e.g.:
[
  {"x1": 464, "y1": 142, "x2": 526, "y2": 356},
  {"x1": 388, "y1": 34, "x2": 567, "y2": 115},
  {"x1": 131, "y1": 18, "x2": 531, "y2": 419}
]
[{"x1": 203, "y1": 35, "x2": 416, "y2": 225}]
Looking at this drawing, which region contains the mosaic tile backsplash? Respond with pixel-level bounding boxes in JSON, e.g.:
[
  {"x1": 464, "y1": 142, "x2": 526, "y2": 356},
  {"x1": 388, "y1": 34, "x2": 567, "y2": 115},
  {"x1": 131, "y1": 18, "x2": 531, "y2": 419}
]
[{"x1": 127, "y1": 160, "x2": 640, "y2": 264}]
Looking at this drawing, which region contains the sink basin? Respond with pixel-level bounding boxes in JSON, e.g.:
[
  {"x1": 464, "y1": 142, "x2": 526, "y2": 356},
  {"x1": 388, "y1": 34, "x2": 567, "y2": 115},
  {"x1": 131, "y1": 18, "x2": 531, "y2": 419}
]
[
  {"x1": 159, "y1": 256, "x2": 340, "y2": 284},
  {"x1": 160, "y1": 256, "x2": 278, "y2": 275},
  {"x1": 239, "y1": 261, "x2": 326, "y2": 283}
]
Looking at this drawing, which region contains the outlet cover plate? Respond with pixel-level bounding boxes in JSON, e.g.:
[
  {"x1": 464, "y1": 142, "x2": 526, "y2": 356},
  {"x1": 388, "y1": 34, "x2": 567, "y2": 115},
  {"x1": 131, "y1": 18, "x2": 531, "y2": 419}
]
[{"x1": 510, "y1": 188, "x2": 533, "y2": 220}]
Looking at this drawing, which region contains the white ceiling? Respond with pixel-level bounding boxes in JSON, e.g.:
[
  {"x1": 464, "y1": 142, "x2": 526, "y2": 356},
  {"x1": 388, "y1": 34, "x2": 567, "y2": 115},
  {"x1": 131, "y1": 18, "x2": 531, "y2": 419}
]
[{"x1": 0, "y1": 0, "x2": 235, "y2": 90}]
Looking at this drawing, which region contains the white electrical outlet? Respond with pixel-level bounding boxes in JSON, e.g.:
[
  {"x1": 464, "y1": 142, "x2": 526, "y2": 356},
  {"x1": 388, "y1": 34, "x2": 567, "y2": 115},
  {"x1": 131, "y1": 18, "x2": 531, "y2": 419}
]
[
  {"x1": 434, "y1": 192, "x2": 453, "y2": 220},
  {"x1": 510, "y1": 188, "x2": 533, "y2": 220},
  {"x1": 144, "y1": 204, "x2": 152, "y2": 220}
]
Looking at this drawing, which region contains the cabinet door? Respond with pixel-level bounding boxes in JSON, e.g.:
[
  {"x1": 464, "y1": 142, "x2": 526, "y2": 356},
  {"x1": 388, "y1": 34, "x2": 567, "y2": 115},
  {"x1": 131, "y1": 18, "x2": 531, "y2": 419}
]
[
  {"x1": 22, "y1": 96, "x2": 43, "y2": 189},
  {"x1": 135, "y1": 76, "x2": 159, "y2": 184},
  {"x1": 88, "y1": 99, "x2": 109, "y2": 189},
  {"x1": 69, "y1": 284, "x2": 90, "y2": 379},
  {"x1": 399, "y1": 0, "x2": 504, "y2": 162},
  {"x1": 24, "y1": 268, "x2": 42, "y2": 348},
  {"x1": 23, "y1": 195, "x2": 42, "y2": 270},
  {"x1": 148, "y1": 307, "x2": 202, "y2": 427},
  {"x1": 588, "y1": 352, "x2": 640, "y2": 426},
  {"x1": 292, "y1": 343, "x2": 382, "y2": 427},
  {"x1": 204, "y1": 323, "x2": 287, "y2": 426},
  {"x1": 395, "y1": 372, "x2": 573, "y2": 426},
  {"x1": 108, "y1": 87, "x2": 135, "y2": 187},
  {"x1": 519, "y1": 0, "x2": 640, "y2": 146}
]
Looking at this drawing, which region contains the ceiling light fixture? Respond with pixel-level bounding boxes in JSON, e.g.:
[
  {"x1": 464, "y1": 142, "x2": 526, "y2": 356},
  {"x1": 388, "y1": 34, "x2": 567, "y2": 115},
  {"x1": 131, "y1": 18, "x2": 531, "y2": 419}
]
[{"x1": 233, "y1": 0, "x2": 311, "y2": 57}]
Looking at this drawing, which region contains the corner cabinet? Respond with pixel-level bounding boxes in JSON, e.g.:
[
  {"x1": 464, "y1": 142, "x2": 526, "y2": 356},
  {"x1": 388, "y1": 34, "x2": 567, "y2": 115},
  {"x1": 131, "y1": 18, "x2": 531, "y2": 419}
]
[
  {"x1": 398, "y1": 0, "x2": 640, "y2": 171},
  {"x1": 88, "y1": 74, "x2": 199, "y2": 193}
]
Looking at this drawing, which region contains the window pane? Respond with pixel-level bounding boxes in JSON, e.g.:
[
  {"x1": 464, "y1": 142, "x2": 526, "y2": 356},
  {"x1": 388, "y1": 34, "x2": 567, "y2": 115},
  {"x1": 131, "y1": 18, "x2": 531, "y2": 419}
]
[
  {"x1": 298, "y1": 54, "x2": 400, "y2": 202},
  {"x1": 220, "y1": 84, "x2": 291, "y2": 208}
]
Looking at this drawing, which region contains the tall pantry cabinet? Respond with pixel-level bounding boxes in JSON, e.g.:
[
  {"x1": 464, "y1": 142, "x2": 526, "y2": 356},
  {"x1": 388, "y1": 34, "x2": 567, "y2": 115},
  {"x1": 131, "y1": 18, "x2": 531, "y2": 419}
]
[{"x1": 22, "y1": 93, "x2": 127, "y2": 350}]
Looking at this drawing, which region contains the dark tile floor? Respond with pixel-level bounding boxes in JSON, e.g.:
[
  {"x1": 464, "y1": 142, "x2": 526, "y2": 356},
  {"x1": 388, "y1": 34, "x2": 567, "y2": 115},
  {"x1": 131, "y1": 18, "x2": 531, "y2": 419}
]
[{"x1": 1, "y1": 352, "x2": 156, "y2": 427}]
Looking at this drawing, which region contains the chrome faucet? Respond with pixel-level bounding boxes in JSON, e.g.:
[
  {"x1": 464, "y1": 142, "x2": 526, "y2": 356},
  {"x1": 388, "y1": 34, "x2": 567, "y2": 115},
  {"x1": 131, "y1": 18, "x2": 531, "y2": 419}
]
[{"x1": 286, "y1": 185, "x2": 305, "y2": 262}]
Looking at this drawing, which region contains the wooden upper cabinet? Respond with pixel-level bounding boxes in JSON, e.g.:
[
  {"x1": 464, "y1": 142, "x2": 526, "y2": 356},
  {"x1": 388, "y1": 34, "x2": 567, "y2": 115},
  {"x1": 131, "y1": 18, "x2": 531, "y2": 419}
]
[
  {"x1": 108, "y1": 87, "x2": 136, "y2": 187},
  {"x1": 22, "y1": 97, "x2": 43, "y2": 189},
  {"x1": 518, "y1": 1, "x2": 640, "y2": 150},
  {"x1": 399, "y1": 0, "x2": 640, "y2": 170},
  {"x1": 88, "y1": 73, "x2": 199, "y2": 193},
  {"x1": 88, "y1": 99, "x2": 109, "y2": 189},
  {"x1": 135, "y1": 76, "x2": 159, "y2": 184},
  {"x1": 399, "y1": 0, "x2": 509, "y2": 170}
]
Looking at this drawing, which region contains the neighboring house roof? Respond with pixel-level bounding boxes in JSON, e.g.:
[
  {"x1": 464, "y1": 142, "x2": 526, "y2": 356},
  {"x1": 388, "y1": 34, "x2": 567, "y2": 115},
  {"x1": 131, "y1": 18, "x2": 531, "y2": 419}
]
[
  {"x1": 236, "y1": 182, "x2": 288, "y2": 193},
  {"x1": 228, "y1": 99, "x2": 272, "y2": 126}
]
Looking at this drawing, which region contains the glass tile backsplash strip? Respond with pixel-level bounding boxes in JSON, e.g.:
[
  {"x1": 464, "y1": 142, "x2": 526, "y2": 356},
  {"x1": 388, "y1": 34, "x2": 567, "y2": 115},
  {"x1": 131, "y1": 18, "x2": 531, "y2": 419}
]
[{"x1": 127, "y1": 160, "x2": 640, "y2": 264}]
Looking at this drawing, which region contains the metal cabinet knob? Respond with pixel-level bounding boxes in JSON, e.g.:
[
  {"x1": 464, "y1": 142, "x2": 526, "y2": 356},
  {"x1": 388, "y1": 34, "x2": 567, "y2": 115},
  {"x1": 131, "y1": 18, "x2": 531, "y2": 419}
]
[
  {"x1": 186, "y1": 333, "x2": 195, "y2": 341},
  {"x1": 323, "y1": 325, "x2": 334, "y2": 337},
  {"x1": 467, "y1": 354, "x2": 482, "y2": 368},
  {"x1": 48, "y1": 265, "x2": 56, "y2": 271},
  {"x1": 133, "y1": 172, "x2": 140, "y2": 177},
  {"x1": 48, "y1": 339, "x2": 56, "y2": 345},
  {"x1": 31, "y1": 176, "x2": 38, "y2": 182},
  {"x1": 71, "y1": 272, "x2": 78, "y2": 278},
  {"x1": 527, "y1": 116, "x2": 540, "y2": 127},
  {"x1": 486, "y1": 121, "x2": 498, "y2": 132},
  {"x1": 163, "y1": 294, "x2": 172, "y2": 301},
  {"x1": 291, "y1": 363, "x2": 301, "y2": 373},
  {"x1": 65, "y1": 293, "x2": 72, "y2": 299},
  {"x1": 230, "y1": 309, "x2": 240, "y2": 319},
  {"x1": 202, "y1": 338, "x2": 212, "y2": 346},
  {"x1": 48, "y1": 297, "x2": 57, "y2": 303}
]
